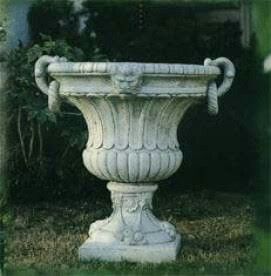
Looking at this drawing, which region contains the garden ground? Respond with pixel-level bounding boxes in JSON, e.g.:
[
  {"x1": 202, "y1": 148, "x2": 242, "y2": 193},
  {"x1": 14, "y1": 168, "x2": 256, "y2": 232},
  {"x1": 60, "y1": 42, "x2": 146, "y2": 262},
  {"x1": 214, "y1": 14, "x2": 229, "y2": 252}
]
[{"x1": 6, "y1": 190, "x2": 255, "y2": 275}]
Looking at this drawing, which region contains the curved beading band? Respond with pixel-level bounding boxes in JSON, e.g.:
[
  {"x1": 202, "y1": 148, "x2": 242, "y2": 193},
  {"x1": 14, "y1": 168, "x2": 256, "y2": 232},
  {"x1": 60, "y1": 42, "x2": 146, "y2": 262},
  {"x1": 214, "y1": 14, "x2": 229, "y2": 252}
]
[{"x1": 204, "y1": 57, "x2": 235, "y2": 115}]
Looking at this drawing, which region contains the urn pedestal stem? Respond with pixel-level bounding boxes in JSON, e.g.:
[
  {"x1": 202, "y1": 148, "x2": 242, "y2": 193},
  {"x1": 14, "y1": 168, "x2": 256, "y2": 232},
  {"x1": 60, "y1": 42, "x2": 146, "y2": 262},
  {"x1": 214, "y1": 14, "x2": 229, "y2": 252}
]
[{"x1": 79, "y1": 182, "x2": 181, "y2": 263}]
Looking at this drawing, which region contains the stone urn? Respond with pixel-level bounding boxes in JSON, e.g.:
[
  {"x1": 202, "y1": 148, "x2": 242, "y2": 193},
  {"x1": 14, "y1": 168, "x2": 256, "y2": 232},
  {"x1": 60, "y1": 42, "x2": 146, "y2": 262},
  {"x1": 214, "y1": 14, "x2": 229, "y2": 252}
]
[{"x1": 34, "y1": 56, "x2": 235, "y2": 263}]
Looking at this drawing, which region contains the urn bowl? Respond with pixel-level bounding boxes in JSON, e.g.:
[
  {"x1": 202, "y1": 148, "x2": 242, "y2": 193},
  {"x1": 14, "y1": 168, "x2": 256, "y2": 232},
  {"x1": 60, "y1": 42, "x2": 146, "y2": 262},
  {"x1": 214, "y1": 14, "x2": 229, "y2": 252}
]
[{"x1": 36, "y1": 60, "x2": 232, "y2": 183}]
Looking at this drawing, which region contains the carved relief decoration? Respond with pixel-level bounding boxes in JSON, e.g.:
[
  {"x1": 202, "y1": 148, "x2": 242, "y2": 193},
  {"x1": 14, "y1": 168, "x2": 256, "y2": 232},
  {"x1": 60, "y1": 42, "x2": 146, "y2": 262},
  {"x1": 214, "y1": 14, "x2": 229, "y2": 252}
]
[
  {"x1": 110, "y1": 63, "x2": 143, "y2": 94},
  {"x1": 88, "y1": 182, "x2": 177, "y2": 246}
]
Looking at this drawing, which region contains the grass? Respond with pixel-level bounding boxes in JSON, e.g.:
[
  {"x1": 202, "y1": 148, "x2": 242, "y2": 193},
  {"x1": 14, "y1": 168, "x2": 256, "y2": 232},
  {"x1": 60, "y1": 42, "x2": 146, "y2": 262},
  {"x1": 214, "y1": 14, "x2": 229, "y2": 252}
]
[{"x1": 5, "y1": 189, "x2": 256, "y2": 275}]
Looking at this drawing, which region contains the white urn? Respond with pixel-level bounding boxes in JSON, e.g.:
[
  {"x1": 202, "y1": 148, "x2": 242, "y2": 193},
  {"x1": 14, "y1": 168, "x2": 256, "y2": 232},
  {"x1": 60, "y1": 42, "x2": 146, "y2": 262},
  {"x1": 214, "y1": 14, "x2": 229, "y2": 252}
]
[{"x1": 35, "y1": 56, "x2": 235, "y2": 263}]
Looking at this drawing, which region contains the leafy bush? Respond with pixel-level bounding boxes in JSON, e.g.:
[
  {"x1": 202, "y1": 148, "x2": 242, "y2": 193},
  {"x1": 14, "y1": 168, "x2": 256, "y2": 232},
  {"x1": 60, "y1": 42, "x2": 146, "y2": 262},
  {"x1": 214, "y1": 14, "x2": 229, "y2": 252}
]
[
  {"x1": 6, "y1": 36, "x2": 104, "y2": 203},
  {"x1": 27, "y1": 0, "x2": 106, "y2": 61}
]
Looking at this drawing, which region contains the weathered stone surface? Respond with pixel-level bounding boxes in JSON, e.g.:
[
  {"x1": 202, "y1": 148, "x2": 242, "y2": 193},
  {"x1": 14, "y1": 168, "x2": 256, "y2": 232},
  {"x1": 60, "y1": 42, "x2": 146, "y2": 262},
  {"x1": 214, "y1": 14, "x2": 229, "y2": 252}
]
[
  {"x1": 34, "y1": 57, "x2": 235, "y2": 263},
  {"x1": 79, "y1": 235, "x2": 181, "y2": 263},
  {"x1": 79, "y1": 182, "x2": 181, "y2": 262}
]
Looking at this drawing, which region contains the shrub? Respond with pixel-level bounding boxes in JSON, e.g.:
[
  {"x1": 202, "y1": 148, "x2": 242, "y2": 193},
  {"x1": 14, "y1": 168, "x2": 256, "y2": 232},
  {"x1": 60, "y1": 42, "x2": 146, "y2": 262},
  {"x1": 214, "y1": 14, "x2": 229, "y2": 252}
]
[{"x1": 6, "y1": 36, "x2": 105, "y2": 203}]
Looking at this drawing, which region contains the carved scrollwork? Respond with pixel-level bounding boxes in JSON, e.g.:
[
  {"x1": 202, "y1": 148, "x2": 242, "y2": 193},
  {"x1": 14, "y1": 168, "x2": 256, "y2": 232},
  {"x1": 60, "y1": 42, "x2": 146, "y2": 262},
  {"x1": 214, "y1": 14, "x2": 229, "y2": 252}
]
[
  {"x1": 112, "y1": 191, "x2": 152, "y2": 213},
  {"x1": 121, "y1": 228, "x2": 148, "y2": 245},
  {"x1": 86, "y1": 183, "x2": 178, "y2": 246},
  {"x1": 123, "y1": 198, "x2": 140, "y2": 213},
  {"x1": 160, "y1": 221, "x2": 177, "y2": 240}
]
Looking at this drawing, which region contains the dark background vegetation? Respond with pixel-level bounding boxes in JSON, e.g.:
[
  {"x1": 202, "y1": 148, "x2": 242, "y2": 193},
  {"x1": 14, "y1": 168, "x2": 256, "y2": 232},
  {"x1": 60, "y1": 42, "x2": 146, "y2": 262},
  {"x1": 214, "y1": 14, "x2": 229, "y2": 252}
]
[{"x1": 6, "y1": 0, "x2": 265, "y2": 204}]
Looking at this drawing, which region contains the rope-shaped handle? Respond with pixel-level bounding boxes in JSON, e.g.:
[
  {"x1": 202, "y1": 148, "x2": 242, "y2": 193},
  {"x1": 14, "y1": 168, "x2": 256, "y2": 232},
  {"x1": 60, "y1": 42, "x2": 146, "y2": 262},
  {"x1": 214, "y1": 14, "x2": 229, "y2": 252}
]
[
  {"x1": 204, "y1": 57, "x2": 235, "y2": 115},
  {"x1": 34, "y1": 55, "x2": 67, "y2": 112}
]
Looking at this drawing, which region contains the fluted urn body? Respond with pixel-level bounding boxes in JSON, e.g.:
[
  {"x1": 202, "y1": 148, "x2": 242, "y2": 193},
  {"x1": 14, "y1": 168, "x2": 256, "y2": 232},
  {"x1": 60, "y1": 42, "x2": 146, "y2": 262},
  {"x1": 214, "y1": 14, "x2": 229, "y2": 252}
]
[{"x1": 35, "y1": 57, "x2": 235, "y2": 263}]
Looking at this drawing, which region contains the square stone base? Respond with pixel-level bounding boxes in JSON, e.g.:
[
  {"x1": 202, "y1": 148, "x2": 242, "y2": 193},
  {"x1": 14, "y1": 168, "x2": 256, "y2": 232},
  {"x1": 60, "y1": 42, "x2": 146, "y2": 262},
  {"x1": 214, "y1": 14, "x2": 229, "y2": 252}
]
[{"x1": 79, "y1": 235, "x2": 181, "y2": 263}]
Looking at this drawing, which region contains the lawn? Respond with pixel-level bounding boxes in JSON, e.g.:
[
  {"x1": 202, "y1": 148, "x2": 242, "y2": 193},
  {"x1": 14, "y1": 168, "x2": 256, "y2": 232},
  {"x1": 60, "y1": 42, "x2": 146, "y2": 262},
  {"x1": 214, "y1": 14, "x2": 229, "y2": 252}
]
[{"x1": 5, "y1": 189, "x2": 255, "y2": 275}]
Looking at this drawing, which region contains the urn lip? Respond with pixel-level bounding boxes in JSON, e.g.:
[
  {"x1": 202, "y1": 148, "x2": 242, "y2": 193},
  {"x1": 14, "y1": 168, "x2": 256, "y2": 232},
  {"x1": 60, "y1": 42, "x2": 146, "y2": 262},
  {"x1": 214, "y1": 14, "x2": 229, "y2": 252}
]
[{"x1": 47, "y1": 61, "x2": 221, "y2": 77}]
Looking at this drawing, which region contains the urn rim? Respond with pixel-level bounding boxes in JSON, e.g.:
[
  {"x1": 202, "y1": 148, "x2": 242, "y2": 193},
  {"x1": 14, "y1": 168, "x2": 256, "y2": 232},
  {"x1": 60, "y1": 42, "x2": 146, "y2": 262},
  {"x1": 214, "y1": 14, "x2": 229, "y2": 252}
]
[{"x1": 47, "y1": 61, "x2": 221, "y2": 77}]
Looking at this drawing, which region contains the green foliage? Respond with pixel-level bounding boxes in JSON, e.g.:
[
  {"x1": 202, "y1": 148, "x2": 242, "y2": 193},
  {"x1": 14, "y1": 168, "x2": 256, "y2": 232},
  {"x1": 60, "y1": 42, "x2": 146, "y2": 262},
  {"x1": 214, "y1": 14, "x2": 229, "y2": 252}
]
[
  {"x1": 27, "y1": 0, "x2": 107, "y2": 61},
  {"x1": 254, "y1": 229, "x2": 271, "y2": 274},
  {"x1": 6, "y1": 36, "x2": 103, "y2": 203},
  {"x1": 250, "y1": 2, "x2": 271, "y2": 233}
]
